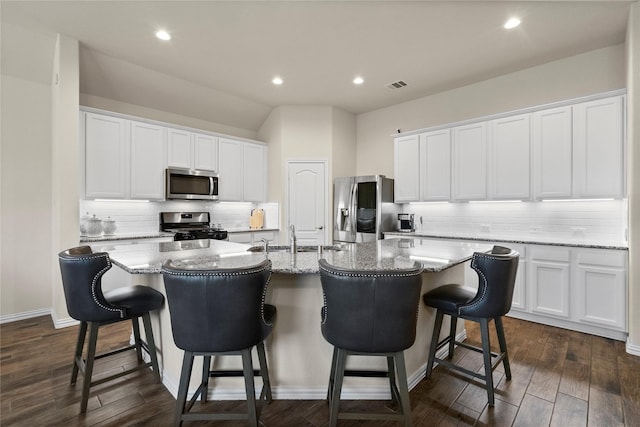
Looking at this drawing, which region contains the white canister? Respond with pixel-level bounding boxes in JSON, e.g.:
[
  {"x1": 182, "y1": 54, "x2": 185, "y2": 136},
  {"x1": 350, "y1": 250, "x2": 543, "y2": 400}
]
[
  {"x1": 102, "y1": 217, "x2": 117, "y2": 235},
  {"x1": 85, "y1": 215, "x2": 103, "y2": 237}
]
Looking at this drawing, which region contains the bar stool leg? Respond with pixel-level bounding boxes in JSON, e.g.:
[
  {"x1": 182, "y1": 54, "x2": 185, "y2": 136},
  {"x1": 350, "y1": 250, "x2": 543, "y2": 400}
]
[
  {"x1": 426, "y1": 311, "x2": 444, "y2": 378},
  {"x1": 201, "y1": 355, "x2": 211, "y2": 402},
  {"x1": 241, "y1": 348, "x2": 258, "y2": 427},
  {"x1": 387, "y1": 356, "x2": 399, "y2": 406},
  {"x1": 393, "y1": 351, "x2": 412, "y2": 427},
  {"x1": 141, "y1": 313, "x2": 161, "y2": 382},
  {"x1": 175, "y1": 351, "x2": 194, "y2": 426},
  {"x1": 327, "y1": 347, "x2": 338, "y2": 402},
  {"x1": 494, "y1": 317, "x2": 511, "y2": 380},
  {"x1": 71, "y1": 321, "x2": 88, "y2": 385},
  {"x1": 448, "y1": 315, "x2": 457, "y2": 359},
  {"x1": 256, "y1": 342, "x2": 273, "y2": 402},
  {"x1": 132, "y1": 317, "x2": 143, "y2": 363},
  {"x1": 80, "y1": 322, "x2": 100, "y2": 413},
  {"x1": 479, "y1": 318, "x2": 495, "y2": 406},
  {"x1": 329, "y1": 348, "x2": 347, "y2": 427}
]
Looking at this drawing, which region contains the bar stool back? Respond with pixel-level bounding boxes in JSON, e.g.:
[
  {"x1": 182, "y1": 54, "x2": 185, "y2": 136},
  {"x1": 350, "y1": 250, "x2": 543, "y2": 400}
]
[
  {"x1": 422, "y1": 246, "x2": 519, "y2": 406},
  {"x1": 58, "y1": 245, "x2": 164, "y2": 413},
  {"x1": 161, "y1": 259, "x2": 275, "y2": 427},
  {"x1": 319, "y1": 259, "x2": 423, "y2": 427}
]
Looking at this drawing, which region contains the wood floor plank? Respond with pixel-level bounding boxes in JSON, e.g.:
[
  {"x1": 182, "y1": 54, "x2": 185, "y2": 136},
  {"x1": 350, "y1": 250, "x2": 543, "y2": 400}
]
[
  {"x1": 558, "y1": 360, "x2": 590, "y2": 401},
  {"x1": 512, "y1": 394, "x2": 554, "y2": 427},
  {"x1": 588, "y1": 387, "x2": 624, "y2": 427},
  {"x1": 476, "y1": 397, "x2": 519, "y2": 427},
  {"x1": 549, "y1": 392, "x2": 587, "y2": 427}
]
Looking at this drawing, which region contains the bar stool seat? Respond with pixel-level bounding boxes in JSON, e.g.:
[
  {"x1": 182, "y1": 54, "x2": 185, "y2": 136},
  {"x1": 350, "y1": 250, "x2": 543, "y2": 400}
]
[
  {"x1": 422, "y1": 246, "x2": 519, "y2": 406},
  {"x1": 162, "y1": 259, "x2": 275, "y2": 427},
  {"x1": 318, "y1": 259, "x2": 423, "y2": 427},
  {"x1": 58, "y1": 245, "x2": 164, "y2": 413}
]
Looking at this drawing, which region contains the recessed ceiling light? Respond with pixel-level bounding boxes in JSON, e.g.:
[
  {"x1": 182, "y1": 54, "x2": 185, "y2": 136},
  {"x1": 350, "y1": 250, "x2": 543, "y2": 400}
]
[
  {"x1": 155, "y1": 30, "x2": 171, "y2": 41},
  {"x1": 504, "y1": 17, "x2": 521, "y2": 29},
  {"x1": 272, "y1": 77, "x2": 283, "y2": 85},
  {"x1": 353, "y1": 76, "x2": 364, "y2": 85}
]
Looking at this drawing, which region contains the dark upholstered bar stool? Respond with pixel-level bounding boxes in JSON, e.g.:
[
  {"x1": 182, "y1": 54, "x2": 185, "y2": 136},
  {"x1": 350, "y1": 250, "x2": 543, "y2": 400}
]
[
  {"x1": 318, "y1": 259, "x2": 423, "y2": 427},
  {"x1": 422, "y1": 246, "x2": 519, "y2": 406},
  {"x1": 58, "y1": 245, "x2": 164, "y2": 413},
  {"x1": 161, "y1": 259, "x2": 275, "y2": 427}
]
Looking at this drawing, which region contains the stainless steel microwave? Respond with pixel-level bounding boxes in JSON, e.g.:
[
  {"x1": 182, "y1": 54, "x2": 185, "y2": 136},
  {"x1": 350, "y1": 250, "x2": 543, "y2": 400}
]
[{"x1": 166, "y1": 168, "x2": 219, "y2": 201}]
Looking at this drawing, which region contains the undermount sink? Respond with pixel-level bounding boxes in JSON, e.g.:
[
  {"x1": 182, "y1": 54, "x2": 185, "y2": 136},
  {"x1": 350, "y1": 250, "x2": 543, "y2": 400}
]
[{"x1": 247, "y1": 245, "x2": 342, "y2": 253}]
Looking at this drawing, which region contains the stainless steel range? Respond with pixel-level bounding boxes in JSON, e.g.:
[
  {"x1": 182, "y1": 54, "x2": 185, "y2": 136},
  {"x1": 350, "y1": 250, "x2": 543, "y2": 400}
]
[{"x1": 160, "y1": 211, "x2": 228, "y2": 241}]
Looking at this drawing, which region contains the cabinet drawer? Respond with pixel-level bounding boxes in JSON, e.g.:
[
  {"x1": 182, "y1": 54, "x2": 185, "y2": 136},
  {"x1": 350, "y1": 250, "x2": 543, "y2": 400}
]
[{"x1": 575, "y1": 249, "x2": 626, "y2": 268}]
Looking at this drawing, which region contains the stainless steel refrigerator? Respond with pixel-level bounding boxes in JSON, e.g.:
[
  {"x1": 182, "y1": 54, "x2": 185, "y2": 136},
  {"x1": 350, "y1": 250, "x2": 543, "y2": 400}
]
[{"x1": 333, "y1": 175, "x2": 399, "y2": 243}]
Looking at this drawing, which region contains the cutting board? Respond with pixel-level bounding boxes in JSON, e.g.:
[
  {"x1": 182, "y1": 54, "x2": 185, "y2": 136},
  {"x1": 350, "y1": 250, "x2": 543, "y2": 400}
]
[{"x1": 249, "y1": 209, "x2": 264, "y2": 229}]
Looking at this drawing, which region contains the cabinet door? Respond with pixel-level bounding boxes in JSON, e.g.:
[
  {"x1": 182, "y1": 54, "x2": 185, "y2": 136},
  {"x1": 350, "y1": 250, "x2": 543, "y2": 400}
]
[
  {"x1": 167, "y1": 128, "x2": 192, "y2": 169},
  {"x1": 507, "y1": 243, "x2": 527, "y2": 312},
  {"x1": 218, "y1": 138, "x2": 243, "y2": 201},
  {"x1": 243, "y1": 142, "x2": 267, "y2": 202},
  {"x1": 394, "y1": 135, "x2": 421, "y2": 202},
  {"x1": 489, "y1": 113, "x2": 530, "y2": 200},
  {"x1": 573, "y1": 249, "x2": 626, "y2": 331},
  {"x1": 130, "y1": 121, "x2": 165, "y2": 200},
  {"x1": 193, "y1": 133, "x2": 218, "y2": 171},
  {"x1": 228, "y1": 232, "x2": 253, "y2": 244},
  {"x1": 452, "y1": 122, "x2": 487, "y2": 200},
  {"x1": 84, "y1": 113, "x2": 128, "y2": 198},
  {"x1": 529, "y1": 246, "x2": 571, "y2": 319},
  {"x1": 420, "y1": 130, "x2": 451, "y2": 201},
  {"x1": 532, "y1": 106, "x2": 573, "y2": 199},
  {"x1": 573, "y1": 96, "x2": 625, "y2": 198}
]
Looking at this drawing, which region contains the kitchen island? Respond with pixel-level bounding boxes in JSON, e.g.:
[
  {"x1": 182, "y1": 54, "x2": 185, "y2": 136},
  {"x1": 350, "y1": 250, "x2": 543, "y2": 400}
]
[{"x1": 92, "y1": 237, "x2": 492, "y2": 400}]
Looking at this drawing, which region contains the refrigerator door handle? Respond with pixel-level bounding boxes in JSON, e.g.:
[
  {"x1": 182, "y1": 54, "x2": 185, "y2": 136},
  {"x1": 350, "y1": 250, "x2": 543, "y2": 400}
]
[{"x1": 350, "y1": 183, "x2": 358, "y2": 237}]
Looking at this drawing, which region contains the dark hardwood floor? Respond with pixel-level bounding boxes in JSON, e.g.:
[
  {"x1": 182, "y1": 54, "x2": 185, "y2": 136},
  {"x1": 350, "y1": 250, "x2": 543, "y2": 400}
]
[{"x1": 1, "y1": 315, "x2": 639, "y2": 426}]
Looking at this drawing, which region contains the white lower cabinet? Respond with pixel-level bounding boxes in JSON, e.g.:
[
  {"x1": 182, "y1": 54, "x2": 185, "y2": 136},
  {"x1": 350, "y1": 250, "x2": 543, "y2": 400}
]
[
  {"x1": 573, "y1": 249, "x2": 627, "y2": 331},
  {"x1": 393, "y1": 235, "x2": 627, "y2": 339},
  {"x1": 528, "y1": 246, "x2": 571, "y2": 319}
]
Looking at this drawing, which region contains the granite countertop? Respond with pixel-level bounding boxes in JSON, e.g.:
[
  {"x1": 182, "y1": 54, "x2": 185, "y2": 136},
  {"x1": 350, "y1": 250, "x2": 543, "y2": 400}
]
[
  {"x1": 80, "y1": 232, "x2": 174, "y2": 243},
  {"x1": 95, "y1": 237, "x2": 492, "y2": 275},
  {"x1": 383, "y1": 231, "x2": 628, "y2": 251}
]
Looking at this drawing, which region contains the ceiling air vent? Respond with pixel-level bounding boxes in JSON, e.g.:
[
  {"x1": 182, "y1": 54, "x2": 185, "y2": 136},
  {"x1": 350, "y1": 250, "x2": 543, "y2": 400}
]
[{"x1": 386, "y1": 80, "x2": 407, "y2": 90}]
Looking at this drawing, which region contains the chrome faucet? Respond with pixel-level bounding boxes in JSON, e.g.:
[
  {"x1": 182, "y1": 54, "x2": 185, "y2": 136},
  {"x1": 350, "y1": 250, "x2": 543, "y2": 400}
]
[
  {"x1": 289, "y1": 224, "x2": 297, "y2": 253},
  {"x1": 261, "y1": 238, "x2": 269, "y2": 254}
]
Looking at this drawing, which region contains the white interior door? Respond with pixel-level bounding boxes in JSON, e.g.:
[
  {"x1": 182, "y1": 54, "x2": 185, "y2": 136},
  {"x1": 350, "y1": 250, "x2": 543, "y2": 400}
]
[{"x1": 287, "y1": 161, "x2": 327, "y2": 246}]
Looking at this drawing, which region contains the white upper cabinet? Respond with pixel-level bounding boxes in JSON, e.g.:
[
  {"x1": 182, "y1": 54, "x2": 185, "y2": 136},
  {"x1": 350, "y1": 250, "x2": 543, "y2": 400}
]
[
  {"x1": 193, "y1": 133, "x2": 218, "y2": 172},
  {"x1": 218, "y1": 137, "x2": 244, "y2": 201},
  {"x1": 420, "y1": 129, "x2": 451, "y2": 201},
  {"x1": 167, "y1": 128, "x2": 218, "y2": 172},
  {"x1": 489, "y1": 113, "x2": 531, "y2": 200},
  {"x1": 167, "y1": 128, "x2": 192, "y2": 169},
  {"x1": 452, "y1": 122, "x2": 487, "y2": 201},
  {"x1": 84, "y1": 113, "x2": 129, "y2": 199},
  {"x1": 394, "y1": 134, "x2": 421, "y2": 202},
  {"x1": 130, "y1": 121, "x2": 166, "y2": 200},
  {"x1": 532, "y1": 106, "x2": 573, "y2": 199},
  {"x1": 243, "y1": 142, "x2": 267, "y2": 202},
  {"x1": 572, "y1": 96, "x2": 625, "y2": 198}
]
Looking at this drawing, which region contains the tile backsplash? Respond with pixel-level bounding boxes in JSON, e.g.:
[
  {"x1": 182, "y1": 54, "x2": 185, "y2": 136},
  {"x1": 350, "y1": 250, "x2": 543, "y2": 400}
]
[
  {"x1": 80, "y1": 200, "x2": 280, "y2": 235},
  {"x1": 400, "y1": 199, "x2": 627, "y2": 246}
]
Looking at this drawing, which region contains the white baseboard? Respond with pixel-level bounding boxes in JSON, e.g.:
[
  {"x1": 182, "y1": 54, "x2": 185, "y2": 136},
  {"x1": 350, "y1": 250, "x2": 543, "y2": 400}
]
[
  {"x1": 626, "y1": 340, "x2": 640, "y2": 356},
  {"x1": 0, "y1": 308, "x2": 51, "y2": 324}
]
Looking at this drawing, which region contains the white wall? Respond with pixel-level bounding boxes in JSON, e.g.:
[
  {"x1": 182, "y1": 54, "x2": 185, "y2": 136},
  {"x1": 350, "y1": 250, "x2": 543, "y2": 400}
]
[
  {"x1": 625, "y1": 2, "x2": 639, "y2": 354},
  {"x1": 356, "y1": 44, "x2": 626, "y2": 177},
  {"x1": 0, "y1": 74, "x2": 53, "y2": 319}
]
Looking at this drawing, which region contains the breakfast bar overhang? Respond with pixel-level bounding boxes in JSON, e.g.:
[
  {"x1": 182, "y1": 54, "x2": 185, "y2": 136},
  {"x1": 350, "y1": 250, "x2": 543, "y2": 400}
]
[{"x1": 93, "y1": 238, "x2": 492, "y2": 400}]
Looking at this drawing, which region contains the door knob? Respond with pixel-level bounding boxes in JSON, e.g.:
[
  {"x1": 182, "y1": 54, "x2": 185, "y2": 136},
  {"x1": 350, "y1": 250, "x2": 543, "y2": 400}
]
[{"x1": 316, "y1": 226, "x2": 324, "y2": 230}]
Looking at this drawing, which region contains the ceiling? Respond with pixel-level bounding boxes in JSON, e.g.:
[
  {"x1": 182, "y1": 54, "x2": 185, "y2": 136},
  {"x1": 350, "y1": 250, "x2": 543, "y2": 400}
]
[{"x1": 1, "y1": 1, "x2": 632, "y2": 131}]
